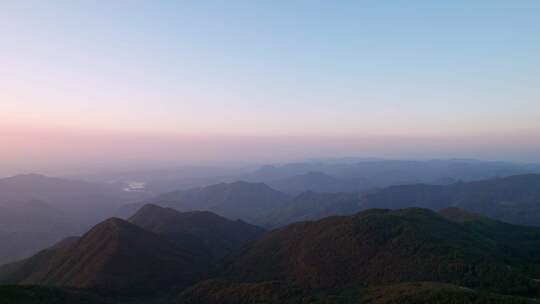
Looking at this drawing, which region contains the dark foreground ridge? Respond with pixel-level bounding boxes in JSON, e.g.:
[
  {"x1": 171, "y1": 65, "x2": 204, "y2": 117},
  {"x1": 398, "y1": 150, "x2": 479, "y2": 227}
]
[
  {"x1": 2, "y1": 207, "x2": 540, "y2": 303},
  {"x1": 0, "y1": 217, "x2": 206, "y2": 295}
]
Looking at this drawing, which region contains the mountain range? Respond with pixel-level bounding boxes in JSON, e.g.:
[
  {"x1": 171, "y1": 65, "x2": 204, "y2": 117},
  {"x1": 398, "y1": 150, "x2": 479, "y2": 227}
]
[
  {"x1": 0, "y1": 204, "x2": 265, "y2": 296},
  {"x1": 180, "y1": 208, "x2": 540, "y2": 303},
  {"x1": 118, "y1": 181, "x2": 290, "y2": 224},
  {"x1": 117, "y1": 173, "x2": 540, "y2": 229},
  {"x1": 2, "y1": 203, "x2": 540, "y2": 303},
  {"x1": 3, "y1": 163, "x2": 540, "y2": 303},
  {"x1": 358, "y1": 174, "x2": 540, "y2": 226}
]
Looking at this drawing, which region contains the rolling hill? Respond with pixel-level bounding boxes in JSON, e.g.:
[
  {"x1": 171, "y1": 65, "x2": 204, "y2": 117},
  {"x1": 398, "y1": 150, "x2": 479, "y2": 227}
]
[
  {"x1": 128, "y1": 204, "x2": 264, "y2": 260},
  {"x1": 0, "y1": 217, "x2": 206, "y2": 295},
  {"x1": 218, "y1": 208, "x2": 538, "y2": 294}
]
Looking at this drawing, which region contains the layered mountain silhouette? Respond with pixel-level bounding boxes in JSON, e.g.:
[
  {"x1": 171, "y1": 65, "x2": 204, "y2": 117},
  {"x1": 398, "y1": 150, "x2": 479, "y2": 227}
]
[
  {"x1": 119, "y1": 181, "x2": 290, "y2": 225},
  {"x1": 3, "y1": 206, "x2": 540, "y2": 303},
  {"x1": 0, "y1": 174, "x2": 142, "y2": 216},
  {"x1": 0, "y1": 174, "x2": 148, "y2": 264},
  {"x1": 128, "y1": 204, "x2": 264, "y2": 260},
  {"x1": 359, "y1": 174, "x2": 540, "y2": 226},
  {"x1": 117, "y1": 173, "x2": 540, "y2": 230},
  {"x1": 0, "y1": 217, "x2": 205, "y2": 295},
  {"x1": 4, "y1": 169, "x2": 540, "y2": 303},
  {"x1": 264, "y1": 191, "x2": 362, "y2": 227},
  {"x1": 266, "y1": 171, "x2": 371, "y2": 195},
  {"x1": 241, "y1": 159, "x2": 540, "y2": 186}
]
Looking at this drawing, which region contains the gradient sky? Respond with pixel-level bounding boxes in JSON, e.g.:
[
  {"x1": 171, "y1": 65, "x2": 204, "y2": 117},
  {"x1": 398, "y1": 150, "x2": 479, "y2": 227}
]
[{"x1": 1, "y1": 1, "x2": 540, "y2": 174}]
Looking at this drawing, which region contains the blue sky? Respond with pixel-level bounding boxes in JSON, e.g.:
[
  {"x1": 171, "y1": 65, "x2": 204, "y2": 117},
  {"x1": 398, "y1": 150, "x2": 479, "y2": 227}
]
[{"x1": 1, "y1": 1, "x2": 539, "y2": 171}]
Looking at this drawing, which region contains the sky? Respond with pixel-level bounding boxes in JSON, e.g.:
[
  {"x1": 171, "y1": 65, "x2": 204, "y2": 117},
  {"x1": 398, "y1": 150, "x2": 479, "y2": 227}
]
[{"x1": 1, "y1": 1, "x2": 539, "y2": 174}]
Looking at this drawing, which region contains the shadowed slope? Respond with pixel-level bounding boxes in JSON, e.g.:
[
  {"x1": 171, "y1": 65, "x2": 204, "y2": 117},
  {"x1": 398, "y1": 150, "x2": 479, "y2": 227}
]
[
  {"x1": 0, "y1": 218, "x2": 206, "y2": 295},
  {"x1": 129, "y1": 204, "x2": 264, "y2": 260},
  {"x1": 220, "y1": 208, "x2": 537, "y2": 294},
  {"x1": 264, "y1": 191, "x2": 361, "y2": 227}
]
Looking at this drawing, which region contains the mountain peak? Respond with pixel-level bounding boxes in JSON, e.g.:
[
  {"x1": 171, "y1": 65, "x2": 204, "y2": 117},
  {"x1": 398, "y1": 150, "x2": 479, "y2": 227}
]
[
  {"x1": 5, "y1": 216, "x2": 206, "y2": 294},
  {"x1": 129, "y1": 204, "x2": 264, "y2": 259}
]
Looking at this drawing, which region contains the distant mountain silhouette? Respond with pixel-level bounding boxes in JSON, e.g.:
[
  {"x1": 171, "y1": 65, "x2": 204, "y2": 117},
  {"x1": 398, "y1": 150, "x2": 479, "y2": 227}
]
[
  {"x1": 118, "y1": 181, "x2": 290, "y2": 225},
  {"x1": 218, "y1": 208, "x2": 537, "y2": 294},
  {"x1": 0, "y1": 174, "x2": 143, "y2": 222},
  {"x1": 359, "y1": 174, "x2": 540, "y2": 226},
  {"x1": 129, "y1": 204, "x2": 264, "y2": 260},
  {"x1": 241, "y1": 159, "x2": 540, "y2": 186},
  {"x1": 0, "y1": 218, "x2": 205, "y2": 295},
  {"x1": 267, "y1": 171, "x2": 371, "y2": 195},
  {"x1": 0, "y1": 174, "x2": 147, "y2": 264},
  {"x1": 264, "y1": 191, "x2": 362, "y2": 227}
]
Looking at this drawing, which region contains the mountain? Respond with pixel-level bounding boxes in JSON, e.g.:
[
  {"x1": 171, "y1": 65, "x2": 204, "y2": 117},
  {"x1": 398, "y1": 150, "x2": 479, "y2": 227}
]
[
  {"x1": 0, "y1": 218, "x2": 205, "y2": 295},
  {"x1": 0, "y1": 174, "x2": 144, "y2": 222},
  {"x1": 218, "y1": 208, "x2": 537, "y2": 294},
  {"x1": 118, "y1": 181, "x2": 290, "y2": 225},
  {"x1": 0, "y1": 174, "x2": 147, "y2": 264},
  {"x1": 264, "y1": 191, "x2": 362, "y2": 227},
  {"x1": 241, "y1": 159, "x2": 540, "y2": 186},
  {"x1": 266, "y1": 171, "x2": 371, "y2": 195},
  {"x1": 128, "y1": 204, "x2": 265, "y2": 260},
  {"x1": 0, "y1": 236, "x2": 79, "y2": 285},
  {"x1": 440, "y1": 207, "x2": 540, "y2": 277},
  {"x1": 4, "y1": 207, "x2": 540, "y2": 303},
  {"x1": 359, "y1": 174, "x2": 540, "y2": 226}
]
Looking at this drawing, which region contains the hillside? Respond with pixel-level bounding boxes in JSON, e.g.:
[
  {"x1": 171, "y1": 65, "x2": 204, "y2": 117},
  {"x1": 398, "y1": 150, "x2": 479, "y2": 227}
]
[
  {"x1": 0, "y1": 218, "x2": 206, "y2": 295},
  {"x1": 219, "y1": 208, "x2": 537, "y2": 294},
  {"x1": 359, "y1": 174, "x2": 540, "y2": 226},
  {"x1": 0, "y1": 174, "x2": 148, "y2": 264},
  {"x1": 0, "y1": 285, "x2": 111, "y2": 304},
  {"x1": 264, "y1": 191, "x2": 362, "y2": 227},
  {"x1": 440, "y1": 207, "x2": 540, "y2": 277},
  {"x1": 179, "y1": 281, "x2": 540, "y2": 304},
  {"x1": 129, "y1": 204, "x2": 264, "y2": 259}
]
